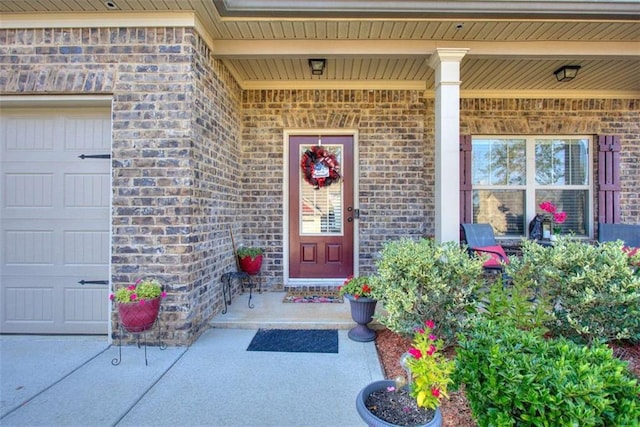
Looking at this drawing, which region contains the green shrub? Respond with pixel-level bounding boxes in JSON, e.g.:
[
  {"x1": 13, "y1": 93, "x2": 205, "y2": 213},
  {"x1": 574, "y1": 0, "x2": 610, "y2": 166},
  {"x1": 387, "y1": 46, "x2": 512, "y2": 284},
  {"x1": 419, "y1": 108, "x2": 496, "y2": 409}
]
[
  {"x1": 370, "y1": 238, "x2": 485, "y2": 346},
  {"x1": 506, "y1": 238, "x2": 640, "y2": 343},
  {"x1": 236, "y1": 246, "x2": 264, "y2": 260},
  {"x1": 454, "y1": 320, "x2": 640, "y2": 427}
]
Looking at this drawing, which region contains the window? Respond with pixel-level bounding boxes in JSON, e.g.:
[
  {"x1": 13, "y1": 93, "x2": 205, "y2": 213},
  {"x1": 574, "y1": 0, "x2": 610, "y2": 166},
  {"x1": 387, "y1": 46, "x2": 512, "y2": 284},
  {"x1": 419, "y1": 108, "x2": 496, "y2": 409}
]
[{"x1": 471, "y1": 136, "x2": 592, "y2": 238}]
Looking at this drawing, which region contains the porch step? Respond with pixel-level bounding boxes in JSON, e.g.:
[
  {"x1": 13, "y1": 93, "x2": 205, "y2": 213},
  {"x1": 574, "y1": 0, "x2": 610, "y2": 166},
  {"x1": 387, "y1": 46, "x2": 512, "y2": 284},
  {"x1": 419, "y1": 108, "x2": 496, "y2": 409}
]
[{"x1": 209, "y1": 291, "x2": 384, "y2": 330}]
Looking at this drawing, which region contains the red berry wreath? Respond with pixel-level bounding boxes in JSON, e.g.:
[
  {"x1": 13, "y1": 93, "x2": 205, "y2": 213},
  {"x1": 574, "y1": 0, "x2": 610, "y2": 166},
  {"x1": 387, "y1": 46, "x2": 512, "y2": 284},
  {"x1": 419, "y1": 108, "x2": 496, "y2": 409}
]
[{"x1": 300, "y1": 145, "x2": 341, "y2": 190}]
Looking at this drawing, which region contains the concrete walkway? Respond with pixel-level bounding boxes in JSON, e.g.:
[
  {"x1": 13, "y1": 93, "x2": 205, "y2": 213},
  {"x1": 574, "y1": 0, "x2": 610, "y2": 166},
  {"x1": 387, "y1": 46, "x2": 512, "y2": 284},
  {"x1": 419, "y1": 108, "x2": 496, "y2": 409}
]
[{"x1": 0, "y1": 292, "x2": 384, "y2": 427}]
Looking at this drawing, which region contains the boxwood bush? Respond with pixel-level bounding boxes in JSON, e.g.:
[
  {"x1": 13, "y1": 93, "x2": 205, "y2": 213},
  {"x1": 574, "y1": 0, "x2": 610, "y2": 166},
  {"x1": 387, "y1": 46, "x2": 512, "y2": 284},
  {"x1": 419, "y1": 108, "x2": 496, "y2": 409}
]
[
  {"x1": 454, "y1": 319, "x2": 640, "y2": 426},
  {"x1": 505, "y1": 238, "x2": 640, "y2": 343},
  {"x1": 370, "y1": 238, "x2": 485, "y2": 345}
]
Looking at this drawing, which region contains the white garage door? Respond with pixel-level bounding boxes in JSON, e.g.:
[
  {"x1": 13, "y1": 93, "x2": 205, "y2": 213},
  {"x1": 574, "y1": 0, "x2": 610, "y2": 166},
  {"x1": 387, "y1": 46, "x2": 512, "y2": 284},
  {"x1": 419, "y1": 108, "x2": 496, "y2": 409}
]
[{"x1": 0, "y1": 107, "x2": 111, "y2": 334}]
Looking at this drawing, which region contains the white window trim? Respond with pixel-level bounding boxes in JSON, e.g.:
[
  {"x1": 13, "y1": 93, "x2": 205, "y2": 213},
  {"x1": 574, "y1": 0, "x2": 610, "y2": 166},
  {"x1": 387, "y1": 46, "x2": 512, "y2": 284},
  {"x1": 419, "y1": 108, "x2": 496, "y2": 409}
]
[{"x1": 472, "y1": 135, "x2": 594, "y2": 239}]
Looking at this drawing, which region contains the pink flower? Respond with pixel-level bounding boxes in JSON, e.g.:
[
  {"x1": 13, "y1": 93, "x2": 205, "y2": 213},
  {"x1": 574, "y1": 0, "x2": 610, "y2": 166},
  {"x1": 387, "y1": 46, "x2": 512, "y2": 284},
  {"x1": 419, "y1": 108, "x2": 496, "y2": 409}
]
[
  {"x1": 425, "y1": 320, "x2": 435, "y2": 329},
  {"x1": 408, "y1": 347, "x2": 422, "y2": 359},
  {"x1": 431, "y1": 388, "x2": 441, "y2": 398},
  {"x1": 414, "y1": 327, "x2": 425, "y2": 334},
  {"x1": 539, "y1": 201, "x2": 557, "y2": 213},
  {"x1": 429, "y1": 334, "x2": 437, "y2": 341},
  {"x1": 109, "y1": 294, "x2": 114, "y2": 300},
  {"x1": 161, "y1": 291, "x2": 167, "y2": 298},
  {"x1": 130, "y1": 294, "x2": 137, "y2": 301},
  {"x1": 426, "y1": 344, "x2": 437, "y2": 356},
  {"x1": 554, "y1": 212, "x2": 567, "y2": 224},
  {"x1": 127, "y1": 285, "x2": 136, "y2": 290},
  {"x1": 139, "y1": 299, "x2": 146, "y2": 305}
]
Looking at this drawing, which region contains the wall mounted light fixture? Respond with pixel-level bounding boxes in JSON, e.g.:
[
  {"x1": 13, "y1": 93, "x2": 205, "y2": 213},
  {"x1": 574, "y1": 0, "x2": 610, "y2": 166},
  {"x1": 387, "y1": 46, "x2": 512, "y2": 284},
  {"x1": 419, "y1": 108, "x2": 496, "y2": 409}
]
[
  {"x1": 308, "y1": 59, "x2": 326, "y2": 76},
  {"x1": 554, "y1": 65, "x2": 581, "y2": 82}
]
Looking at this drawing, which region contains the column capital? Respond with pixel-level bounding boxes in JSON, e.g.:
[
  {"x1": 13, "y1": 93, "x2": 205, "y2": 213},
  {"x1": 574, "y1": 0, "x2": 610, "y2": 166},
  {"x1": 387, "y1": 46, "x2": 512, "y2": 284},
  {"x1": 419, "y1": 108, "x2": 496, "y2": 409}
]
[{"x1": 427, "y1": 48, "x2": 470, "y2": 69}]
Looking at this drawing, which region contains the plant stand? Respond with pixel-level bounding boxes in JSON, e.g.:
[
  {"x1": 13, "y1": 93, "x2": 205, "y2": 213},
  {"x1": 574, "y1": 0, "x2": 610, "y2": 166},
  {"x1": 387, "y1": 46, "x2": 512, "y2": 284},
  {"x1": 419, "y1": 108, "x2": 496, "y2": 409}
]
[
  {"x1": 112, "y1": 306, "x2": 166, "y2": 366},
  {"x1": 221, "y1": 271, "x2": 260, "y2": 313}
]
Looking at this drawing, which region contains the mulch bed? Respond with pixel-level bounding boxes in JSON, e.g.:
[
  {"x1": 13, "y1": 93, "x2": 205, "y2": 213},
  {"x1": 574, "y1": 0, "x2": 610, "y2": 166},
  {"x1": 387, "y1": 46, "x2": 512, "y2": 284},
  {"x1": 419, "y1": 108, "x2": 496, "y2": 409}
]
[{"x1": 374, "y1": 328, "x2": 640, "y2": 427}]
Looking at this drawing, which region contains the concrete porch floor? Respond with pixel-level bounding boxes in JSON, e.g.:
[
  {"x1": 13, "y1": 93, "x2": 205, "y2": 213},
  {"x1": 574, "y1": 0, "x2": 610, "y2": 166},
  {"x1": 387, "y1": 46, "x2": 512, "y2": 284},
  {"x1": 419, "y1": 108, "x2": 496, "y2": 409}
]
[{"x1": 209, "y1": 290, "x2": 384, "y2": 330}]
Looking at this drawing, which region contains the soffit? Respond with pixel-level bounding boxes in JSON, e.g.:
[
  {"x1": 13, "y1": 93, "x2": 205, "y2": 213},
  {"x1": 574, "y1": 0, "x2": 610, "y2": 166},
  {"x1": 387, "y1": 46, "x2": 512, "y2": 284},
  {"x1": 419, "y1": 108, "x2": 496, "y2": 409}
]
[{"x1": 1, "y1": 0, "x2": 639, "y2": 94}]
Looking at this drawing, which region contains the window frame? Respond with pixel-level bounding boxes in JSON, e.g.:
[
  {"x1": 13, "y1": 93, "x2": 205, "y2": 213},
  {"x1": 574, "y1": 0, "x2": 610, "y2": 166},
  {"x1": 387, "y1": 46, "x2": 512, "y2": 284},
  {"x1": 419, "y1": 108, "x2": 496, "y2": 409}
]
[{"x1": 471, "y1": 135, "x2": 594, "y2": 240}]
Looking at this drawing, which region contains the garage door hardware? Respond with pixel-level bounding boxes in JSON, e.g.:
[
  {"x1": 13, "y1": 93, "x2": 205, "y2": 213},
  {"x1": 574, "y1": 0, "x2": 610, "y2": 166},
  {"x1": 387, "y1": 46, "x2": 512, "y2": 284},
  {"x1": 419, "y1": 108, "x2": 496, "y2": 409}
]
[
  {"x1": 78, "y1": 280, "x2": 109, "y2": 285},
  {"x1": 78, "y1": 154, "x2": 111, "y2": 159}
]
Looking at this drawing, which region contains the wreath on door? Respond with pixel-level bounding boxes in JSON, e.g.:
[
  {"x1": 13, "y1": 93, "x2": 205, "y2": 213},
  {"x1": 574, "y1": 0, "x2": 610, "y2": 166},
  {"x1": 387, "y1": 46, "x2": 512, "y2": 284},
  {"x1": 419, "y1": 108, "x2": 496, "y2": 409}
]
[{"x1": 300, "y1": 145, "x2": 341, "y2": 190}]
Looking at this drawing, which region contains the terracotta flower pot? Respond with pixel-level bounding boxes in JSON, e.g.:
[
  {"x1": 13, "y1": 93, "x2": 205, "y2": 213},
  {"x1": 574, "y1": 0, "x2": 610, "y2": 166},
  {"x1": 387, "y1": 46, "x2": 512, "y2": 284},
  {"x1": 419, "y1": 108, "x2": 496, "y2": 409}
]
[
  {"x1": 117, "y1": 297, "x2": 161, "y2": 333},
  {"x1": 238, "y1": 254, "x2": 263, "y2": 275}
]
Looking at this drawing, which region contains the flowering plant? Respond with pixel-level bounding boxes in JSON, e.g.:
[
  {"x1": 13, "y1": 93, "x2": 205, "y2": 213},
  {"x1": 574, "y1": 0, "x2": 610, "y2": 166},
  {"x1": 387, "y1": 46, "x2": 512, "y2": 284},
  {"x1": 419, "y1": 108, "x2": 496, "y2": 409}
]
[
  {"x1": 110, "y1": 278, "x2": 167, "y2": 304},
  {"x1": 404, "y1": 320, "x2": 455, "y2": 409},
  {"x1": 338, "y1": 275, "x2": 373, "y2": 299},
  {"x1": 539, "y1": 201, "x2": 567, "y2": 234}
]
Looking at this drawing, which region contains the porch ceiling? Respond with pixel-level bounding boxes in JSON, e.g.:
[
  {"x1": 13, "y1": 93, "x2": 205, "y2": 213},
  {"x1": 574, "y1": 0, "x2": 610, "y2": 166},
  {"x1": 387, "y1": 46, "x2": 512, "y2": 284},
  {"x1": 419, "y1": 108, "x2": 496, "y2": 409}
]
[{"x1": 1, "y1": 0, "x2": 639, "y2": 95}]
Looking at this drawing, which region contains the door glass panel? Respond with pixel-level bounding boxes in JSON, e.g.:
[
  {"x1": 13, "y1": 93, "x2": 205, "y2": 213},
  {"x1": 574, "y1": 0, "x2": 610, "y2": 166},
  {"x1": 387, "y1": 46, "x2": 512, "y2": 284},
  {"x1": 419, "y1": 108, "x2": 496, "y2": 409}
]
[{"x1": 300, "y1": 144, "x2": 343, "y2": 235}]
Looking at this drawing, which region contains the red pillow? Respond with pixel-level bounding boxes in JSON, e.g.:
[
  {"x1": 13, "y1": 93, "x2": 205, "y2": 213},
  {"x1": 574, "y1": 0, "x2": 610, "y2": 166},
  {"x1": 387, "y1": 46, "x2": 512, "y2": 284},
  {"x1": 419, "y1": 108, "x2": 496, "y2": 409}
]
[{"x1": 475, "y1": 245, "x2": 509, "y2": 268}]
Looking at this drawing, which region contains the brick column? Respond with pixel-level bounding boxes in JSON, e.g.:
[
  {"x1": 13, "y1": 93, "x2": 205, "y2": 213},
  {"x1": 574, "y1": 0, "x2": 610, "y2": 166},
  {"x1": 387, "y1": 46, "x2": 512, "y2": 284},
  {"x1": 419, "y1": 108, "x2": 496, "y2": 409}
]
[{"x1": 428, "y1": 48, "x2": 468, "y2": 243}]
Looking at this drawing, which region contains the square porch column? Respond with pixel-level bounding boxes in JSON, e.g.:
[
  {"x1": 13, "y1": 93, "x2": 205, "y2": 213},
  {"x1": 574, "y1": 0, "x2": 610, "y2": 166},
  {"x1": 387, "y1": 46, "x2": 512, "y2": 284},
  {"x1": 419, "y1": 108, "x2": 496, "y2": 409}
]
[{"x1": 428, "y1": 48, "x2": 469, "y2": 243}]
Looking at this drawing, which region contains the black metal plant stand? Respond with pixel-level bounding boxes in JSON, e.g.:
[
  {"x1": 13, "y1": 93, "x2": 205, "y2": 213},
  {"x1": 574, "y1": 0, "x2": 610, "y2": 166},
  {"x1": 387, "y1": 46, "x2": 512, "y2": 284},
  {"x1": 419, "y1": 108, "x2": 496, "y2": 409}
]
[
  {"x1": 111, "y1": 316, "x2": 166, "y2": 367},
  {"x1": 221, "y1": 271, "x2": 259, "y2": 313}
]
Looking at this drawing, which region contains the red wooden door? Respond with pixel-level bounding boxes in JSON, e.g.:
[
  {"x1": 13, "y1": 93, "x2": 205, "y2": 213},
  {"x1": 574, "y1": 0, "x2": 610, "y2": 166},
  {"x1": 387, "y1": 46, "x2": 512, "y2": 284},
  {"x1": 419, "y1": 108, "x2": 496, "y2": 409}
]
[{"x1": 289, "y1": 135, "x2": 354, "y2": 278}]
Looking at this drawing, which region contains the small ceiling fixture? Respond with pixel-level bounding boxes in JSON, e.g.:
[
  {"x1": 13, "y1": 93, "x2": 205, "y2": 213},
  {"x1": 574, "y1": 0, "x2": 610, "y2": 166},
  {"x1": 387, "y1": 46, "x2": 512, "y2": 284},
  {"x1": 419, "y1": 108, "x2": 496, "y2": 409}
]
[
  {"x1": 554, "y1": 65, "x2": 581, "y2": 82},
  {"x1": 308, "y1": 58, "x2": 326, "y2": 76}
]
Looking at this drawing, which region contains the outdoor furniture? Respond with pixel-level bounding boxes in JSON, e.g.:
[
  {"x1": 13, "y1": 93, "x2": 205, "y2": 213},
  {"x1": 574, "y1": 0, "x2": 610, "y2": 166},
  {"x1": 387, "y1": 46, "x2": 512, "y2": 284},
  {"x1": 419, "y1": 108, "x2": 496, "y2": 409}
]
[
  {"x1": 460, "y1": 223, "x2": 510, "y2": 274},
  {"x1": 598, "y1": 223, "x2": 640, "y2": 247}
]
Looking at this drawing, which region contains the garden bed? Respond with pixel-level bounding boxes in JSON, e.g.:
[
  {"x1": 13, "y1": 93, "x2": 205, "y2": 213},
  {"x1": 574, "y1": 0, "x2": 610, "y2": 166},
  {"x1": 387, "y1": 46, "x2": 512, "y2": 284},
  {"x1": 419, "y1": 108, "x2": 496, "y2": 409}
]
[{"x1": 375, "y1": 328, "x2": 639, "y2": 427}]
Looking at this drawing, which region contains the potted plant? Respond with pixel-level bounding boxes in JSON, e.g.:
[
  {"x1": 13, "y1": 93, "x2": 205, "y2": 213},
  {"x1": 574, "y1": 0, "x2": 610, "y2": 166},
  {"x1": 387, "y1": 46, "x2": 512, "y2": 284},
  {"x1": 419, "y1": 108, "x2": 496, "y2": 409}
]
[
  {"x1": 356, "y1": 320, "x2": 454, "y2": 426},
  {"x1": 110, "y1": 278, "x2": 167, "y2": 333},
  {"x1": 338, "y1": 275, "x2": 377, "y2": 342},
  {"x1": 237, "y1": 246, "x2": 264, "y2": 275}
]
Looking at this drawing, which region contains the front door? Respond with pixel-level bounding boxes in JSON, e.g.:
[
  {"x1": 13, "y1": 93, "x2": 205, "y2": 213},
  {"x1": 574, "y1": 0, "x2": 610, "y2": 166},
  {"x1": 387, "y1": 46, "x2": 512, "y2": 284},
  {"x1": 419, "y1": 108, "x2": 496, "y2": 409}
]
[{"x1": 289, "y1": 135, "x2": 354, "y2": 278}]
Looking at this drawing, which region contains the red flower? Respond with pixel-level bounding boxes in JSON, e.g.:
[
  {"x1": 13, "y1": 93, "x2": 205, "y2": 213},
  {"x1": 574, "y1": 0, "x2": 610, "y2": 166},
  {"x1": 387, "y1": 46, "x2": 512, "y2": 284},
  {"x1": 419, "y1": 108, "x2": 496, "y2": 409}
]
[
  {"x1": 431, "y1": 388, "x2": 441, "y2": 398},
  {"x1": 426, "y1": 344, "x2": 437, "y2": 356},
  {"x1": 425, "y1": 320, "x2": 435, "y2": 329},
  {"x1": 408, "y1": 347, "x2": 422, "y2": 359},
  {"x1": 554, "y1": 211, "x2": 567, "y2": 224},
  {"x1": 361, "y1": 284, "x2": 371, "y2": 294},
  {"x1": 539, "y1": 201, "x2": 557, "y2": 213}
]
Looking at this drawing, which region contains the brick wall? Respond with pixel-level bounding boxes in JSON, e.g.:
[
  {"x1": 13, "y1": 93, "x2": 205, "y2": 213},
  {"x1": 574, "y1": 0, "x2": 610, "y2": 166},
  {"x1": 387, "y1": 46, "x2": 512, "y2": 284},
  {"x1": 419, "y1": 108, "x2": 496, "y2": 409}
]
[
  {"x1": 0, "y1": 27, "x2": 243, "y2": 345},
  {"x1": 242, "y1": 90, "x2": 430, "y2": 280}
]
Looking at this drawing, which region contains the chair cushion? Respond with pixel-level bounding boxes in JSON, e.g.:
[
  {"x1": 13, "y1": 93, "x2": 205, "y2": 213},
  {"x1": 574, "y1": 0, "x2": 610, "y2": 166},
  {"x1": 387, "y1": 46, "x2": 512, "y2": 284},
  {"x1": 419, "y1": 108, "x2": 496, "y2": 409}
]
[{"x1": 475, "y1": 245, "x2": 509, "y2": 268}]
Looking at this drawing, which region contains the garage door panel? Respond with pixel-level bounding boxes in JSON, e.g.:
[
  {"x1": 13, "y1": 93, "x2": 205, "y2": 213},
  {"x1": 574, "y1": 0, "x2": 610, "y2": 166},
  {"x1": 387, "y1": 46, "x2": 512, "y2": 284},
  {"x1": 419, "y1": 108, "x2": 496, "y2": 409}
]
[{"x1": 1, "y1": 107, "x2": 110, "y2": 334}]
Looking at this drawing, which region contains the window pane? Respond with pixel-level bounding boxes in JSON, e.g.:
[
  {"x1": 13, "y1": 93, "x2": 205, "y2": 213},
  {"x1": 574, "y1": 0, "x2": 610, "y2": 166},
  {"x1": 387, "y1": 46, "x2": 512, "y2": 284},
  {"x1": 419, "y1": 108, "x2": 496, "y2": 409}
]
[
  {"x1": 473, "y1": 190, "x2": 525, "y2": 237},
  {"x1": 535, "y1": 190, "x2": 588, "y2": 236},
  {"x1": 300, "y1": 145, "x2": 343, "y2": 235},
  {"x1": 472, "y1": 139, "x2": 526, "y2": 185},
  {"x1": 535, "y1": 139, "x2": 589, "y2": 185}
]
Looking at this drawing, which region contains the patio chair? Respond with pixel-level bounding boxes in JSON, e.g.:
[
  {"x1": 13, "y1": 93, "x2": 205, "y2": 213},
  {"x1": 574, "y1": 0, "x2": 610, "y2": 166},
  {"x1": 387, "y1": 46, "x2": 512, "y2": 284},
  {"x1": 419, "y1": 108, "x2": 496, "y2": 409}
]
[
  {"x1": 598, "y1": 223, "x2": 640, "y2": 248},
  {"x1": 460, "y1": 223, "x2": 510, "y2": 275}
]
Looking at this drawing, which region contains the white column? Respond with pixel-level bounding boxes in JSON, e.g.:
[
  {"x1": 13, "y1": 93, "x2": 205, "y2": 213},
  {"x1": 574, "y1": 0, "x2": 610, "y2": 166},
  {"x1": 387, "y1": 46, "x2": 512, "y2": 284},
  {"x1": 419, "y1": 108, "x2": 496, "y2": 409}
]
[{"x1": 428, "y1": 48, "x2": 468, "y2": 243}]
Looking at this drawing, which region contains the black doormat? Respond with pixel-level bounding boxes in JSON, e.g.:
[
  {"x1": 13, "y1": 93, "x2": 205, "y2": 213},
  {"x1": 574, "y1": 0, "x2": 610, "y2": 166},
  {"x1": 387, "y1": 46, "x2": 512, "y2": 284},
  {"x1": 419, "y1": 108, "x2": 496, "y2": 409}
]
[{"x1": 247, "y1": 329, "x2": 338, "y2": 354}]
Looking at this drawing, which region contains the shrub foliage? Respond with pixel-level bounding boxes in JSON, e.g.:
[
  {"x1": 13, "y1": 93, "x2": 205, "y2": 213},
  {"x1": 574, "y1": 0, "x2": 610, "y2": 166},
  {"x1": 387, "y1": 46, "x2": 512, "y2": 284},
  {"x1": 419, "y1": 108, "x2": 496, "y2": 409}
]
[
  {"x1": 506, "y1": 238, "x2": 640, "y2": 343},
  {"x1": 454, "y1": 320, "x2": 640, "y2": 426},
  {"x1": 370, "y1": 238, "x2": 485, "y2": 345}
]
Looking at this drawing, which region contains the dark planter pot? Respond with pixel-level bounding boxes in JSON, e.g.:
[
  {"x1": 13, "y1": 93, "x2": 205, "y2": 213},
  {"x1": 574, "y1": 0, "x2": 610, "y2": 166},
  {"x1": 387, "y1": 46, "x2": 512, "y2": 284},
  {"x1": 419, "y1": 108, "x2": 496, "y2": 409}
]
[
  {"x1": 117, "y1": 297, "x2": 161, "y2": 333},
  {"x1": 344, "y1": 294, "x2": 377, "y2": 342},
  {"x1": 238, "y1": 254, "x2": 263, "y2": 275},
  {"x1": 356, "y1": 380, "x2": 443, "y2": 427}
]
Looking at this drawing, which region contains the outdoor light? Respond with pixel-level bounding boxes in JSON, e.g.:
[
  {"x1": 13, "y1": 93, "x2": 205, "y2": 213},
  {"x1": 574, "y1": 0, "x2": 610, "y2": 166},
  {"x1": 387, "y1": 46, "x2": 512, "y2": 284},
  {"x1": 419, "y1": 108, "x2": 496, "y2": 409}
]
[
  {"x1": 554, "y1": 65, "x2": 581, "y2": 82},
  {"x1": 308, "y1": 58, "x2": 326, "y2": 76}
]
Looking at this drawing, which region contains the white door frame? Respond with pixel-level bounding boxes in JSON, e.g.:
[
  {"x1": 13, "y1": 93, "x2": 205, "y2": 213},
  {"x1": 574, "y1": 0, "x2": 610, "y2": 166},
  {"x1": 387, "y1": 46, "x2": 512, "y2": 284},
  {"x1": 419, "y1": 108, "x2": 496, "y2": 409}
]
[{"x1": 283, "y1": 129, "x2": 359, "y2": 287}]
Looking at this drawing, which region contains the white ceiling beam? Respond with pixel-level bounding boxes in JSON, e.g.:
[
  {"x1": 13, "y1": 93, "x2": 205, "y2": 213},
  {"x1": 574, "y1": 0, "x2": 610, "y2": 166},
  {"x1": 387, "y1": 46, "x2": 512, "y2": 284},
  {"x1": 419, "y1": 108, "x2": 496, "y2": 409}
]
[{"x1": 212, "y1": 39, "x2": 640, "y2": 58}]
